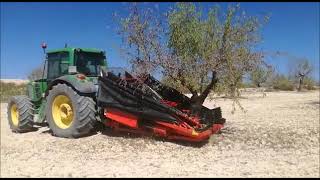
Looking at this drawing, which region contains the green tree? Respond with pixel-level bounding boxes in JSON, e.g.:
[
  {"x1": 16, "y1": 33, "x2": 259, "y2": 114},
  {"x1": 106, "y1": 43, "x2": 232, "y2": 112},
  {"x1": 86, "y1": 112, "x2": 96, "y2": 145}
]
[
  {"x1": 116, "y1": 2, "x2": 269, "y2": 113},
  {"x1": 249, "y1": 63, "x2": 274, "y2": 87}
]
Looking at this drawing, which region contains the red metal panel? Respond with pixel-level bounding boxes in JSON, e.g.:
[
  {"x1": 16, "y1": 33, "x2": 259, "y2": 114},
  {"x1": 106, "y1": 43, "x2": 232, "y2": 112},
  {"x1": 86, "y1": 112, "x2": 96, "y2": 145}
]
[
  {"x1": 104, "y1": 108, "x2": 138, "y2": 129},
  {"x1": 103, "y1": 109, "x2": 223, "y2": 142},
  {"x1": 155, "y1": 121, "x2": 212, "y2": 140},
  {"x1": 152, "y1": 125, "x2": 167, "y2": 137}
]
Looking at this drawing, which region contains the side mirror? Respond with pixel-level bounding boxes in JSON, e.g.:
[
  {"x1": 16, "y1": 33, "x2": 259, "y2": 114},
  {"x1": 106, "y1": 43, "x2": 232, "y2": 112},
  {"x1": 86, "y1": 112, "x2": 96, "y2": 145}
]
[{"x1": 68, "y1": 66, "x2": 77, "y2": 74}]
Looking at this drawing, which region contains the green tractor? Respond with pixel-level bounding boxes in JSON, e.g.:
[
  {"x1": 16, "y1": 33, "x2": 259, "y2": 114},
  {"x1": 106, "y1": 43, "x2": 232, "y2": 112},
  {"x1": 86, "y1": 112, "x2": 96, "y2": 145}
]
[
  {"x1": 7, "y1": 44, "x2": 106, "y2": 138},
  {"x1": 7, "y1": 44, "x2": 225, "y2": 142}
]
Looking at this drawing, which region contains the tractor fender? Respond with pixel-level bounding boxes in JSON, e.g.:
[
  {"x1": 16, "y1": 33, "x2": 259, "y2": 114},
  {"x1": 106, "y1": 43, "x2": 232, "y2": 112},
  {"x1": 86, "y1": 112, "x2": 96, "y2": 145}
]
[{"x1": 48, "y1": 75, "x2": 98, "y2": 94}]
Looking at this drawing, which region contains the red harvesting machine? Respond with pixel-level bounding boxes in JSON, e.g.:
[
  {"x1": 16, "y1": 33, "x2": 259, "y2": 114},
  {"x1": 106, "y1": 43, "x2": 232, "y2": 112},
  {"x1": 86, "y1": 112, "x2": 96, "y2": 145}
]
[{"x1": 96, "y1": 70, "x2": 226, "y2": 142}]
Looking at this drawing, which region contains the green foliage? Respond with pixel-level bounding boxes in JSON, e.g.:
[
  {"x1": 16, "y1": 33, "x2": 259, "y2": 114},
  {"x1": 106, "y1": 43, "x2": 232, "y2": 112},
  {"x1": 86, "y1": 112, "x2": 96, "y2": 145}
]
[
  {"x1": 272, "y1": 75, "x2": 295, "y2": 91},
  {"x1": 303, "y1": 77, "x2": 316, "y2": 90},
  {"x1": 161, "y1": 76, "x2": 190, "y2": 94},
  {"x1": 0, "y1": 81, "x2": 27, "y2": 102},
  {"x1": 168, "y1": 3, "x2": 202, "y2": 60}
]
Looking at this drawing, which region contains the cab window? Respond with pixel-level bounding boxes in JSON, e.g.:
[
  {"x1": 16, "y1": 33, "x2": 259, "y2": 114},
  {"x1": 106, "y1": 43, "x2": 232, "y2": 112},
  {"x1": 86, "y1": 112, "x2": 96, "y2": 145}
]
[
  {"x1": 47, "y1": 52, "x2": 69, "y2": 80},
  {"x1": 74, "y1": 52, "x2": 105, "y2": 76}
]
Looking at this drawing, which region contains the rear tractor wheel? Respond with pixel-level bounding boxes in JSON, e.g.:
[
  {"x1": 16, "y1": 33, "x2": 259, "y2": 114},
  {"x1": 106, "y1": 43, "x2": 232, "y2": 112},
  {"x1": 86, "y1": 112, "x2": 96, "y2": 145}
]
[
  {"x1": 45, "y1": 83, "x2": 97, "y2": 138},
  {"x1": 7, "y1": 95, "x2": 35, "y2": 132}
]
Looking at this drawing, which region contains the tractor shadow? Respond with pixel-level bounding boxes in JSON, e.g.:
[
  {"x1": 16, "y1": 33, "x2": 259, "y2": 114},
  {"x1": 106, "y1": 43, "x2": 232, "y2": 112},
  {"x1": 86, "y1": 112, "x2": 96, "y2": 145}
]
[
  {"x1": 22, "y1": 127, "x2": 39, "y2": 133},
  {"x1": 39, "y1": 123, "x2": 101, "y2": 138},
  {"x1": 99, "y1": 126, "x2": 208, "y2": 148},
  {"x1": 40, "y1": 129, "x2": 52, "y2": 134},
  {"x1": 40, "y1": 129, "x2": 98, "y2": 138},
  {"x1": 38, "y1": 122, "x2": 209, "y2": 147}
]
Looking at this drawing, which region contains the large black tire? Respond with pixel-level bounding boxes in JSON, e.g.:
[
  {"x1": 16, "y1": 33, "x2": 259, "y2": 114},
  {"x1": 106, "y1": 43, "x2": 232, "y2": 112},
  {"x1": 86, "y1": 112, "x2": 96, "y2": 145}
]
[
  {"x1": 7, "y1": 95, "x2": 35, "y2": 133},
  {"x1": 45, "y1": 83, "x2": 97, "y2": 138}
]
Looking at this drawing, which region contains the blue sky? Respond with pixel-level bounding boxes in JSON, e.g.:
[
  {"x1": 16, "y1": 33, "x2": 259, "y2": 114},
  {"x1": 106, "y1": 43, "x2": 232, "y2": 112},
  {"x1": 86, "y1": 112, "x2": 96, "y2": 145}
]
[{"x1": 1, "y1": 2, "x2": 319, "y2": 81}]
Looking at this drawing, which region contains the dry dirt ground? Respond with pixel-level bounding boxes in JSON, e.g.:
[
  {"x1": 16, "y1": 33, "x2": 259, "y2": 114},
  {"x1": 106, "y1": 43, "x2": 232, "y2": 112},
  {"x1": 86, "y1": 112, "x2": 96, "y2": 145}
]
[{"x1": 1, "y1": 90, "x2": 319, "y2": 178}]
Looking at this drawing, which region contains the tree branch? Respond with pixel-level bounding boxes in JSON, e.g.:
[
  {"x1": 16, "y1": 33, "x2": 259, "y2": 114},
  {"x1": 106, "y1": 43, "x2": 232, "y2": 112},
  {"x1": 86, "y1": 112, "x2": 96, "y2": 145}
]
[{"x1": 177, "y1": 71, "x2": 198, "y2": 96}]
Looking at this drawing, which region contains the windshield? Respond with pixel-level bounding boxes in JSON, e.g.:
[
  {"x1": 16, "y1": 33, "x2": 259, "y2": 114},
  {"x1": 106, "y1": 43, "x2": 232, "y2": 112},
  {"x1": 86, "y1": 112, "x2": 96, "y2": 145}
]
[{"x1": 75, "y1": 52, "x2": 105, "y2": 76}]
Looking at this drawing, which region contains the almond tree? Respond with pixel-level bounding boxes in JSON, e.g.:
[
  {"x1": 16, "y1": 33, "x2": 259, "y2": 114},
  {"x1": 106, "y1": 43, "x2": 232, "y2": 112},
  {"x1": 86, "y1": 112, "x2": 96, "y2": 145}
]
[
  {"x1": 294, "y1": 59, "x2": 313, "y2": 91},
  {"x1": 115, "y1": 2, "x2": 269, "y2": 113},
  {"x1": 250, "y1": 63, "x2": 274, "y2": 88}
]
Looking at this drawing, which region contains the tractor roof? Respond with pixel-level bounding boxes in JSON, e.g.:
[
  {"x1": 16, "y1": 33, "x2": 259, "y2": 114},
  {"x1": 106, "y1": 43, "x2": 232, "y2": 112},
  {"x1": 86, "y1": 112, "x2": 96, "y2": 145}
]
[{"x1": 47, "y1": 47, "x2": 104, "y2": 54}]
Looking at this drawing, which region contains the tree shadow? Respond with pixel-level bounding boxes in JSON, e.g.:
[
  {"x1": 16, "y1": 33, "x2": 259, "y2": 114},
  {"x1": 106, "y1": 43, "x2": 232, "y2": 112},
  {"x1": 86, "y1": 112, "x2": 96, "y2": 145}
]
[{"x1": 220, "y1": 96, "x2": 248, "y2": 99}]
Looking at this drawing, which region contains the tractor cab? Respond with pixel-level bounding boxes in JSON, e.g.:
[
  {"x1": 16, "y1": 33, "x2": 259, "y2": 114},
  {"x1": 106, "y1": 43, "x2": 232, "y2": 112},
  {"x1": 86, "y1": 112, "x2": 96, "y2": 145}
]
[{"x1": 46, "y1": 48, "x2": 107, "y2": 80}]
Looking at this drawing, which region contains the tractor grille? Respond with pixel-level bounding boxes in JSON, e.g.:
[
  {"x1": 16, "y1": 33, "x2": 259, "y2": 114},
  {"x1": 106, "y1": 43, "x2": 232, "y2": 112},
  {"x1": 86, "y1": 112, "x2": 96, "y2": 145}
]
[{"x1": 34, "y1": 83, "x2": 41, "y2": 99}]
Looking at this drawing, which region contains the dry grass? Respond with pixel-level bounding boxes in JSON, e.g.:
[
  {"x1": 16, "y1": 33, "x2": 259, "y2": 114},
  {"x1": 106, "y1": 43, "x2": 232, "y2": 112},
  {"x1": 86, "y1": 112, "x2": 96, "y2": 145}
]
[{"x1": 0, "y1": 81, "x2": 27, "y2": 102}]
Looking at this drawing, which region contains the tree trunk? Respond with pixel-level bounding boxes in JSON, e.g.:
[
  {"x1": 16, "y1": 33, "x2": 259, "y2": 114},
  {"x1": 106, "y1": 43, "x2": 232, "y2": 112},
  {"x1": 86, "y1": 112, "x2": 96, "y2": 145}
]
[
  {"x1": 257, "y1": 82, "x2": 261, "y2": 88},
  {"x1": 190, "y1": 95, "x2": 207, "y2": 115},
  {"x1": 298, "y1": 76, "x2": 304, "y2": 91},
  {"x1": 189, "y1": 71, "x2": 218, "y2": 115}
]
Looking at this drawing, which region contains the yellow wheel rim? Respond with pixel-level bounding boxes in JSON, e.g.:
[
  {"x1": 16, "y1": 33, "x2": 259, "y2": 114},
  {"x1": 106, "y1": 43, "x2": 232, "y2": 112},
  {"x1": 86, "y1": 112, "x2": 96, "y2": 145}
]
[
  {"x1": 52, "y1": 95, "x2": 74, "y2": 129},
  {"x1": 10, "y1": 104, "x2": 19, "y2": 126}
]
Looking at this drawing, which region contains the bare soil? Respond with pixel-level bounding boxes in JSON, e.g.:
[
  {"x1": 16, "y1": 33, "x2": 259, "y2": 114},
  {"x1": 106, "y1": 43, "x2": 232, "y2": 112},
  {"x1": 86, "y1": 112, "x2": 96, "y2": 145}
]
[{"x1": 1, "y1": 90, "x2": 319, "y2": 178}]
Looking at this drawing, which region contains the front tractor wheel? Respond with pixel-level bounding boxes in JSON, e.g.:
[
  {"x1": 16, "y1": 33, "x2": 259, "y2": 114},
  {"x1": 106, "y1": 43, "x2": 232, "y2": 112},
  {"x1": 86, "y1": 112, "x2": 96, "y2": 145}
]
[
  {"x1": 7, "y1": 95, "x2": 35, "y2": 133},
  {"x1": 46, "y1": 84, "x2": 97, "y2": 138}
]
